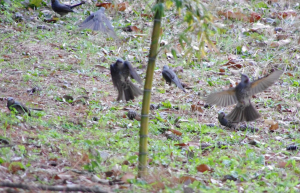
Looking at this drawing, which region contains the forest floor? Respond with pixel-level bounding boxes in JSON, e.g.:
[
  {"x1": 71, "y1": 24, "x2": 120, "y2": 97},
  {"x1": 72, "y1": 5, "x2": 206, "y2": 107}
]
[{"x1": 0, "y1": 0, "x2": 300, "y2": 192}]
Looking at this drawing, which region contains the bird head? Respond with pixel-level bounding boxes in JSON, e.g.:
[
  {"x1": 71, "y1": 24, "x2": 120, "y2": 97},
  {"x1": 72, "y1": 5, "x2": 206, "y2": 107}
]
[
  {"x1": 7, "y1": 97, "x2": 15, "y2": 104},
  {"x1": 241, "y1": 74, "x2": 249, "y2": 83},
  {"x1": 163, "y1": 65, "x2": 169, "y2": 70},
  {"x1": 218, "y1": 112, "x2": 226, "y2": 119},
  {"x1": 115, "y1": 58, "x2": 124, "y2": 68}
]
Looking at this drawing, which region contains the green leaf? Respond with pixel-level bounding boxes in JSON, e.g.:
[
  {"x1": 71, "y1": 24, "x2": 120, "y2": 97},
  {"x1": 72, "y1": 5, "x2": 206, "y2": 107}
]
[{"x1": 29, "y1": 0, "x2": 43, "y2": 8}]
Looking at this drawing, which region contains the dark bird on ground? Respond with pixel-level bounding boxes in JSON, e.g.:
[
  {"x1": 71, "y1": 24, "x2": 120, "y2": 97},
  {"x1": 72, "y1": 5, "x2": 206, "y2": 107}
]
[
  {"x1": 206, "y1": 70, "x2": 283, "y2": 122},
  {"x1": 162, "y1": 65, "x2": 186, "y2": 92},
  {"x1": 51, "y1": 0, "x2": 85, "y2": 17},
  {"x1": 218, "y1": 112, "x2": 236, "y2": 129},
  {"x1": 7, "y1": 97, "x2": 43, "y2": 116},
  {"x1": 79, "y1": 7, "x2": 117, "y2": 39},
  {"x1": 110, "y1": 59, "x2": 143, "y2": 102}
]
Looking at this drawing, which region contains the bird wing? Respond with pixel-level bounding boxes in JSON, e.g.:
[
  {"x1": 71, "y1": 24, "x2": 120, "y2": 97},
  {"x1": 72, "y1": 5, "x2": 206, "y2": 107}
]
[
  {"x1": 163, "y1": 69, "x2": 185, "y2": 90},
  {"x1": 110, "y1": 63, "x2": 121, "y2": 88},
  {"x1": 110, "y1": 63, "x2": 125, "y2": 100},
  {"x1": 206, "y1": 88, "x2": 237, "y2": 107},
  {"x1": 162, "y1": 69, "x2": 175, "y2": 80},
  {"x1": 100, "y1": 11, "x2": 117, "y2": 39},
  {"x1": 248, "y1": 70, "x2": 283, "y2": 96},
  {"x1": 79, "y1": 13, "x2": 95, "y2": 29},
  {"x1": 60, "y1": 4, "x2": 74, "y2": 12},
  {"x1": 124, "y1": 61, "x2": 142, "y2": 85},
  {"x1": 80, "y1": 8, "x2": 117, "y2": 39}
]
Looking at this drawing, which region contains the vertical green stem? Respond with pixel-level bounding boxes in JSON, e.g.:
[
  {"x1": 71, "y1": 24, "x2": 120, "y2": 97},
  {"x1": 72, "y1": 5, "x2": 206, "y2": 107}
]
[{"x1": 138, "y1": 0, "x2": 164, "y2": 178}]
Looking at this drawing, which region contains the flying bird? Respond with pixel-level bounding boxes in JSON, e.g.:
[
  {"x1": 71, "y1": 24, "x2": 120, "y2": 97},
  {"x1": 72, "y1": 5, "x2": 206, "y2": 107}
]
[
  {"x1": 162, "y1": 65, "x2": 186, "y2": 92},
  {"x1": 51, "y1": 0, "x2": 85, "y2": 17},
  {"x1": 206, "y1": 70, "x2": 283, "y2": 122},
  {"x1": 110, "y1": 59, "x2": 143, "y2": 102},
  {"x1": 79, "y1": 7, "x2": 117, "y2": 39}
]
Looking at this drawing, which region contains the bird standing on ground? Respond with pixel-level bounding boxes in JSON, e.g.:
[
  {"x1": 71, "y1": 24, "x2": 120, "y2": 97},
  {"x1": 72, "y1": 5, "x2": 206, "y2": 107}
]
[
  {"x1": 79, "y1": 7, "x2": 117, "y2": 39},
  {"x1": 162, "y1": 65, "x2": 186, "y2": 92},
  {"x1": 110, "y1": 59, "x2": 143, "y2": 102},
  {"x1": 218, "y1": 112, "x2": 236, "y2": 129},
  {"x1": 7, "y1": 97, "x2": 43, "y2": 116},
  {"x1": 206, "y1": 70, "x2": 283, "y2": 122},
  {"x1": 51, "y1": 0, "x2": 85, "y2": 17}
]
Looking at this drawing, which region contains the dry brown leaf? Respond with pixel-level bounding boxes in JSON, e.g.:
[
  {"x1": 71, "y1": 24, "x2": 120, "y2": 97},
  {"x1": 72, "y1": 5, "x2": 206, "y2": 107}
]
[
  {"x1": 130, "y1": 26, "x2": 142, "y2": 33},
  {"x1": 219, "y1": 68, "x2": 225, "y2": 73},
  {"x1": 276, "y1": 34, "x2": 289, "y2": 41},
  {"x1": 196, "y1": 164, "x2": 211, "y2": 173},
  {"x1": 121, "y1": 173, "x2": 135, "y2": 184},
  {"x1": 9, "y1": 163, "x2": 25, "y2": 174},
  {"x1": 223, "y1": 59, "x2": 243, "y2": 69},
  {"x1": 96, "y1": 2, "x2": 128, "y2": 11},
  {"x1": 249, "y1": 12, "x2": 261, "y2": 23},
  {"x1": 218, "y1": 10, "x2": 249, "y2": 22},
  {"x1": 191, "y1": 104, "x2": 204, "y2": 113},
  {"x1": 277, "y1": 162, "x2": 292, "y2": 168},
  {"x1": 105, "y1": 171, "x2": 114, "y2": 178},
  {"x1": 179, "y1": 176, "x2": 197, "y2": 184},
  {"x1": 174, "y1": 143, "x2": 189, "y2": 147},
  {"x1": 151, "y1": 181, "x2": 165, "y2": 191},
  {"x1": 270, "y1": 42, "x2": 279, "y2": 48},
  {"x1": 276, "y1": 10, "x2": 297, "y2": 19},
  {"x1": 269, "y1": 122, "x2": 279, "y2": 131},
  {"x1": 169, "y1": 128, "x2": 182, "y2": 136},
  {"x1": 140, "y1": 13, "x2": 153, "y2": 18}
]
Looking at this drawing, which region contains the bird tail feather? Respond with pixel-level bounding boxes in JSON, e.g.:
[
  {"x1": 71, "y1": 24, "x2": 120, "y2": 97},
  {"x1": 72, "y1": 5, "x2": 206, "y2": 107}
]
[
  {"x1": 226, "y1": 103, "x2": 260, "y2": 122},
  {"x1": 124, "y1": 81, "x2": 142, "y2": 101},
  {"x1": 70, "y1": 1, "x2": 85, "y2": 9}
]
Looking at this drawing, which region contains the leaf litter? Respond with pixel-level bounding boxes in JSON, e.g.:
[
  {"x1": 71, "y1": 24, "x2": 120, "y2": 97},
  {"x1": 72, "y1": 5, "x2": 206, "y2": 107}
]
[{"x1": 0, "y1": 0, "x2": 300, "y2": 192}]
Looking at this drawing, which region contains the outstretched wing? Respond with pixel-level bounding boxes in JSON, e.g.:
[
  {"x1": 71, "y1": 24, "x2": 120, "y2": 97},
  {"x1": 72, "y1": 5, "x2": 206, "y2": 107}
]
[
  {"x1": 79, "y1": 8, "x2": 117, "y2": 39},
  {"x1": 79, "y1": 12, "x2": 95, "y2": 29},
  {"x1": 249, "y1": 70, "x2": 283, "y2": 96},
  {"x1": 206, "y1": 88, "x2": 237, "y2": 107},
  {"x1": 124, "y1": 61, "x2": 142, "y2": 85}
]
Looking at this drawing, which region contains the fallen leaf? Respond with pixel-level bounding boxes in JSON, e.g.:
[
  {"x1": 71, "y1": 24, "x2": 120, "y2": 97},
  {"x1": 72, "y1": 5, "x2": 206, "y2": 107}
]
[
  {"x1": 191, "y1": 104, "x2": 204, "y2": 113},
  {"x1": 218, "y1": 10, "x2": 249, "y2": 22},
  {"x1": 249, "y1": 12, "x2": 261, "y2": 23},
  {"x1": 277, "y1": 161, "x2": 292, "y2": 168},
  {"x1": 269, "y1": 122, "x2": 279, "y2": 131},
  {"x1": 96, "y1": 2, "x2": 129, "y2": 11},
  {"x1": 169, "y1": 128, "x2": 182, "y2": 136},
  {"x1": 179, "y1": 176, "x2": 197, "y2": 183},
  {"x1": 276, "y1": 10, "x2": 297, "y2": 19},
  {"x1": 196, "y1": 164, "x2": 211, "y2": 173},
  {"x1": 223, "y1": 59, "x2": 243, "y2": 69},
  {"x1": 151, "y1": 181, "x2": 165, "y2": 191},
  {"x1": 141, "y1": 13, "x2": 153, "y2": 18},
  {"x1": 121, "y1": 173, "x2": 135, "y2": 184}
]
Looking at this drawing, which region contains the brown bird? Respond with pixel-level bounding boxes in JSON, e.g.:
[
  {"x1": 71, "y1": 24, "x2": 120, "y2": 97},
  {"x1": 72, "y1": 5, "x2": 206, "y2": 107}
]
[
  {"x1": 206, "y1": 70, "x2": 283, "y2": 122},
  {"x1": 110, "y1": 59, "x2": 143, "y2": 102}
]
